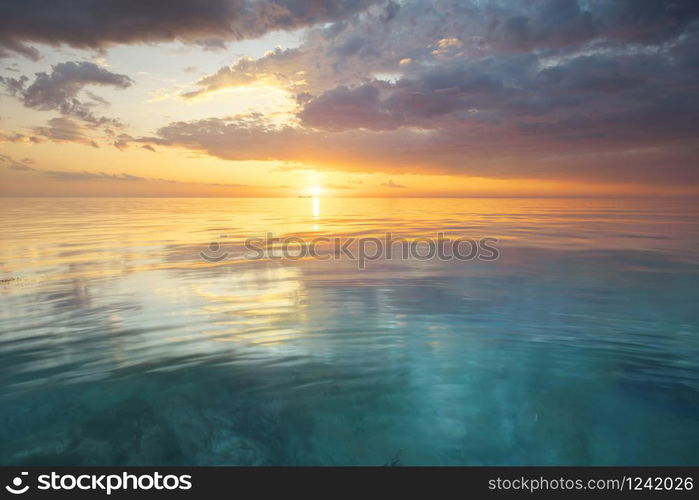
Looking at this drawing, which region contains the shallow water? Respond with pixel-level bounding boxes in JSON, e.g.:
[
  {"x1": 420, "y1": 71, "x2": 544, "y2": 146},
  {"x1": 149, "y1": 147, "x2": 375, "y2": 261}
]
[{"x1": 1, "y1": 197, "x2": 698, "y2": 465}]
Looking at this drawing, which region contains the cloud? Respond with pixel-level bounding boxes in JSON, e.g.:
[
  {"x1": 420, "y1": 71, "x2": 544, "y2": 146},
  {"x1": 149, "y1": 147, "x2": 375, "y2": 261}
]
[
  {"x1": 0, "y1": 130, "x2": 32, "y2": 143},
  {"x1": 32, "y1": 117, "x2": 99, "y2": 147},
  {"x1": 381, "y1": 179, "x2": 406, "y2": 188},
  {"x1": 299, "y1": 83, "x2": 404, "y2": 130},
  {"x1": 0, "y1": 74, "x2": 29, "y2": 95},
  {"x1": 589, "y1": 0, "x2": 699, "y2": 44},
  {"x1": 0, "y1": 153, "x2": 36, "y2": 171},
  {"x1": 182, "y1": 46, "x2": 309, "y2": 99},
  {"x1": 135, "y1": 101, "x2": 699, "y2": 186},
  {"x1": 182, "y1": 2, "x2": 402, "y2": 98},
  {"x1": 2, "y1": 61, "x2": 133, "y2": 125},
  {"x1": 1, "y1": 157, "x2": 253, "y2": 197},
  {"x1": 488, "y1": 0, "x2": 699, "y2": 51},
  {"x1": 294, "y1": 47, "x2": 687, "y2": 137},
  {"x1": 41, "y1": 170, "x2": 145, "y2": 181},
  {"x1": 432, "y1": 37, "x2": 463, "y2": 58},
  {"x1": 0, "y1": 0, "x2": 379, "y2": 58},
  {"x1": 0, "y1": 39, "x2": 40, "y2": 61},
  {"x1": 0, "y1": 154, "x2": 242, "y2": 185}
]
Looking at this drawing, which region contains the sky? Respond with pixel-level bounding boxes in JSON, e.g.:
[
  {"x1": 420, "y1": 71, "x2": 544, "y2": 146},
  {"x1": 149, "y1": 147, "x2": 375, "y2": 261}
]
[{"x1": 0, "y1": 0, "x2": 698, "y2": 197}]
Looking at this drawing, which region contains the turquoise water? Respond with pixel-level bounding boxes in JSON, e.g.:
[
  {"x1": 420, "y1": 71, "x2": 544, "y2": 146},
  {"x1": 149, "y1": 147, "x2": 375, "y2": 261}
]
[{"x1": 0, "y1": 197, "x2": 698, "y2": 465}]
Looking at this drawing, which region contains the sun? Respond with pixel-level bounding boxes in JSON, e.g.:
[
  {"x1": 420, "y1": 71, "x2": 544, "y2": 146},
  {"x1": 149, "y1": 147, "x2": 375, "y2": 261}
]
[{"x1": 309, "y1": 185, "x2": 323, "y2": 196}]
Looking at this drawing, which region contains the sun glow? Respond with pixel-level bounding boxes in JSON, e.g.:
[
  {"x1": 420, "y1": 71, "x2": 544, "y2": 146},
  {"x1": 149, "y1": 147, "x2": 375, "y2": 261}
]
[{"x1": 309, "y1": 185, "x2": 322, "y2": 196}]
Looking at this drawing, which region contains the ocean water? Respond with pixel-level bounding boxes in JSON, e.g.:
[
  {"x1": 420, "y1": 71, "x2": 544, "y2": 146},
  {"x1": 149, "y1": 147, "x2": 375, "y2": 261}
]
[{"x1": 0, "y1": 197, "x2": 698, "y2": 465}]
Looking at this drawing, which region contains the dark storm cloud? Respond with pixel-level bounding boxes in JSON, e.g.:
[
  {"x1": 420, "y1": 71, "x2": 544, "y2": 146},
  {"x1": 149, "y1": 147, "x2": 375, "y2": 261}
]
[
  {"x1": 489, "y1": 0, "x2": 699, "y2": 51},
  {"x1": 536, "y1": 55, "x2": 647, "y2": 93},
  {"x1": 588, "y1": 0, "x2": 699, "y2": 44},
  {"x1": 298, "y1": 50, "x2": 664, "y2": 131},
  {"x1": 161, "y1": 1, "x2": 699, "y2": 187},
  {"x1": 333, "y1": 35, "x2": 370, "y2": 57},
  {"x1": 0, "y1": 0, "x2": 379, "y2": 58},
  {"x1": 493, "y1": 0, "x2": 597, "y2": 51},
  {"x1": 299, "y1": 84, "x2": 404, "y2": 130},
  {"x1": 1, "y1": 61, "x2": 132, "y2": 125}
]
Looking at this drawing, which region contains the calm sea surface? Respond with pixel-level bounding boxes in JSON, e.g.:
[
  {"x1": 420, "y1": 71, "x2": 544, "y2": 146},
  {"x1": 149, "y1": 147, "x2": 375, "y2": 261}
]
[{"x1": 1, "y1": 197, "x2": 698, "y2": 465}]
